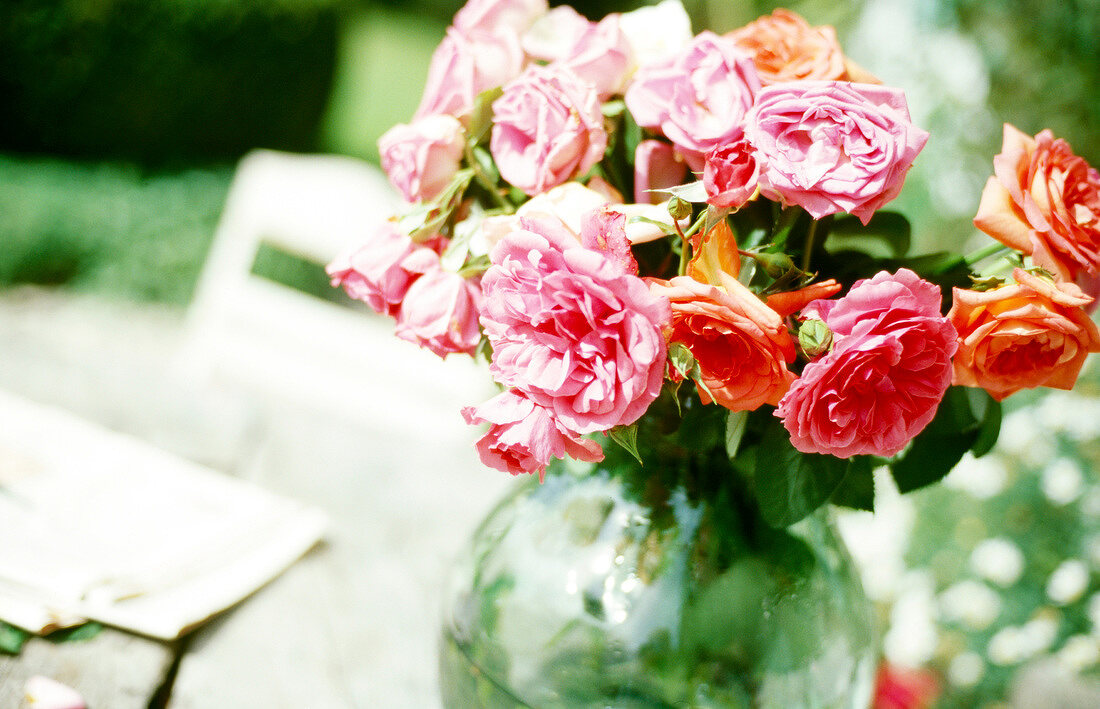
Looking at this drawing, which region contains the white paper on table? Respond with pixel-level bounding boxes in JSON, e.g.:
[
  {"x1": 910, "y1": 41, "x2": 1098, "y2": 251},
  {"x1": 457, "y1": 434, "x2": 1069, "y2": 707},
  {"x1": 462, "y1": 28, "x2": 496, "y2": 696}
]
[{"x1": 0, "y1": 389, "x2": 326, "y2": 640}]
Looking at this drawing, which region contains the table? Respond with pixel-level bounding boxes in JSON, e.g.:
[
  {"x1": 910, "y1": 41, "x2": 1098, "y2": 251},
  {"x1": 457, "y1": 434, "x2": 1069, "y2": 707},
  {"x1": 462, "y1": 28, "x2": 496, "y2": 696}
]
[{"x1": 0, "y1": 287, "x2": 509, "y2": 707}]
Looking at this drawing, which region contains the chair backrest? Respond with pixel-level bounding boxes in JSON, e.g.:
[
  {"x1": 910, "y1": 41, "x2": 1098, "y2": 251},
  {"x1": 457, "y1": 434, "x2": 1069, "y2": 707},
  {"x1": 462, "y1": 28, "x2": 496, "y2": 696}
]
[{"x1": 178, "y1": 150, "x2": 490, "y2": 438}]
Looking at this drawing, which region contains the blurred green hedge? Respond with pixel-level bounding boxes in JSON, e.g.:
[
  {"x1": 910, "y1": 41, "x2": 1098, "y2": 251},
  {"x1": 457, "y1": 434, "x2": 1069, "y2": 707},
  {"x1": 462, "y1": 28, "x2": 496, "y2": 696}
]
[
  {"x1": 0, "y1": 0, "x2": 343, "y2": 164},
  {"x1": 0, "y1": 156, "x2": 232, "y2": 304}
]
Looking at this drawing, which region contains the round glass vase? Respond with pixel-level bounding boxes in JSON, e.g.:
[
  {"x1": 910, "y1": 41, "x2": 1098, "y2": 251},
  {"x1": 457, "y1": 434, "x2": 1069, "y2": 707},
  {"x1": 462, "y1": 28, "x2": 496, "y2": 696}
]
[{"x1": 439, "y1": 452, "x2": 877, "y2": 708}]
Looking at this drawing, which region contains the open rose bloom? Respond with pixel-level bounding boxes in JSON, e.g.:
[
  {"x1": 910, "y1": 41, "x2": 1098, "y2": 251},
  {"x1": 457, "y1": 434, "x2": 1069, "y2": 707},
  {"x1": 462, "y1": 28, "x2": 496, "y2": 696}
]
[{"x1": 331, "y1": 0, "x2": 1100, "y2": 525}]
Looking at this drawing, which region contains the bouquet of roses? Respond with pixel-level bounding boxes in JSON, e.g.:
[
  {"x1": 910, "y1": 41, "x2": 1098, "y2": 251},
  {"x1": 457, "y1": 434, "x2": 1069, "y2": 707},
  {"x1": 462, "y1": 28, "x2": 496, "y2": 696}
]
[{"x1": 329, "y1": 0, "x2": 1100, "y2": 528}]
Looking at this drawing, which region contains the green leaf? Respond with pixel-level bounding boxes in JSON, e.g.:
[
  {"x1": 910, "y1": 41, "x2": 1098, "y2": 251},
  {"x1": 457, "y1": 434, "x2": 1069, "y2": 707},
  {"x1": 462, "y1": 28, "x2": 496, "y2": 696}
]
[
  {"x1": 609, "y1": 424, "x2": 643, "y2": 465},
  {"x1": 0, "y1": 622, "x2": 29, "y2": 655},
  {"x1": 725, "y1": 410, "x2": 749, "y2": 459},
  {"x1": 627, "y1": 215, "x2": 678, "y2": 236},
  {"x1": 46, "y1": 622, "x2": 103, "y2": 644},
  {"x1": 754, "y1": 420, "x2": 850, "y2": 527},
  {"x1": 827, "y1": 211, "x2": 912, "y2": 258},
  {"x1": 398, "y1": 168, "x2": 475, "y2": 241},
  {"x1": 469, "y1": 144, "x2": 500, "y2": 186},
  {"x1": 830, "y1": 457, "x2": 875, "y2": 512},
  {"x1": 890, "y1": 386, "x2": 988, "y2": 494},
  {"x1": 466, "y1": 87, "x2": 503, "y2": 146},
  {"x1": 663, "y1": 180, "x2": 708, "y2": 203},
  {"x1": 967, "y1": 388, "x2": 1002, "y2": 458}
]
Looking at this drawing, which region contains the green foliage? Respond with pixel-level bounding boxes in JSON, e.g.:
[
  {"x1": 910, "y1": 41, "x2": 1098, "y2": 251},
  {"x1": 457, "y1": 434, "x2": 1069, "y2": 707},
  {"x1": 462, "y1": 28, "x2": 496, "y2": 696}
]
[
  {"x1": 608, "y1": 424, "x2": 643, "y2": 465},
  {"x1": 0, "y1": 155, "x2": 231, "y2": 303},
  {"x1": 0, "y1": 0, "x2": 340, "y2": 164},
  {"x1": 829, "y1": 457, "x2": 876, "y2": 512},
  {"x1": 752, "y1": 418, "x2": 852, "y2": 527},
  {"x1": 0, "y1": 622, "x2": 30, "y2": 655},
  {"x1": 891, "y1": 386, "x2": 1003, "y2": 494}
]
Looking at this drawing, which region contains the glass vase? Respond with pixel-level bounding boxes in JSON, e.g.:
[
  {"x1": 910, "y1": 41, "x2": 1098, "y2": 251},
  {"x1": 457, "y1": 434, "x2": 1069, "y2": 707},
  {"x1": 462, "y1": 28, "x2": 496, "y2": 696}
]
[{"x1": 440, "y1": 450, "x2": 877, "y2": 708}]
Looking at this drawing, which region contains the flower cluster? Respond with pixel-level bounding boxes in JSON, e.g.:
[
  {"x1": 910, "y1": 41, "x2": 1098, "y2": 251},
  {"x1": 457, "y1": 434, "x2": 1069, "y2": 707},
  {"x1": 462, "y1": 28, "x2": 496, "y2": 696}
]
[{"x1": 331, "y1": 0, "x2": 1100, "y2": 523}]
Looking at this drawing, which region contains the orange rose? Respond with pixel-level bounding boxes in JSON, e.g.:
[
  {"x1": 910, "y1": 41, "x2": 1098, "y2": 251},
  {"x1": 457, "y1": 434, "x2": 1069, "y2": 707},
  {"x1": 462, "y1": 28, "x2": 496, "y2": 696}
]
[
  {"x1": 649, "y1": 274, "x2": 796, "y2": 411},
  {"x1": 974, "y1": 124, "x2": 1100, "y2": 284},
  {"x1": 948, "y1": 268, "x2": 1100, "y2": 401},
  {"x1": 728, "y1": 9, "x2": 850, "y2": 85}
]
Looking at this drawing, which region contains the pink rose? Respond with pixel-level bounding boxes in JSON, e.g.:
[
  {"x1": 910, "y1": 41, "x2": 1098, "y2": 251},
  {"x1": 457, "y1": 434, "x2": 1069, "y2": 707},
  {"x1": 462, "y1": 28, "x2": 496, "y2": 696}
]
[
  {"x1": 624, "y1": 31, "x2": 760, "y2": 169},
  {"x1": 378, "y1": 114, "x2": 465, "y2": 204},
  {"x1": 462, "y1": 390, "x2": 604, "y2": 479},
  {"x1": 580, "y1": 207, "x2": 638, "y2": 275},
  {"x1": 634, "y1": 140, "x2": 688, "y2": 205},
  {"x1": 776, "y1": 269, "x2": 957, "y2": 458},
  {"x1": 394, "y1": 264, "x2": 482, "y2": 358},
  {"x1": 553, "y1": 15, "x2": 632, "y2": 99},
  {"x1": 480, "y1": 217, "x2": 670, "y2": 434},
  {"x1": 490, "y1": 65, "x2": 607, "y2": 195},
  {"x1": 745, "y1": 81, "x2": 929, "y2": 225},
  {"x1": 521, "y1": 6, "x2": 591, "y2": 62},
  {"x1": 415, "y1": 28, "x2": 525, "y2": 120},
  {"x1": 326, "y1": 222, "x2": 439, "y2": 317},
  {"x1": 453, "y1": 0, "x2": 547, "y2": 38},
  {"x1": 703, "y1": 137, "x2": 760, "y2": 210}
]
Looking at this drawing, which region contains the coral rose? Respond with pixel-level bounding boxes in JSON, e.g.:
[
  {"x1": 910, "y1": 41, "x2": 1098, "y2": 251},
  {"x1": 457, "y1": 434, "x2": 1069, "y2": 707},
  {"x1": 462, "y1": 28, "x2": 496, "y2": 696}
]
[
  {"x1": 394, "y1": 264, "x2": 483, "y2": 358},
  {"x1": 624, "y1": 31, "x2": 760, "y2": 169},
  {"x1": 378, "y1": 113, "x2": 465, "y2": 204},
  {"x1": 415, "y1": 27, "x2": 525, "y2": 120},
  {"x1": 462, "y1": 390, "x2": 604, "y2": 479},
  {"x1": 650, "y1": 274, "x2": 796, "y2": 412},
  {"x1": 973, "y1": 124, "x2": 1100, "y2": 285},
  {"x1": 490, "y1": 65, "x2": 607, "y2": 195},
  {"x1": 479, "y1": 217, "x2": 670, "y2": 434},
  {"x1": 744, "y1": 81, "x2": 929, "y2": 225},
  {"x1": 728, "y1": 9, "x2": 847, "y2": 85},
  {"x1": 776, "y1": 269, "x2": 957, "y2": 458},
  {"x1": 949, "y1": 268, "x2": 1100, "y2": 401},
  {"x1": 326, "y1": 222, "x2": 439, "y2": 317}
]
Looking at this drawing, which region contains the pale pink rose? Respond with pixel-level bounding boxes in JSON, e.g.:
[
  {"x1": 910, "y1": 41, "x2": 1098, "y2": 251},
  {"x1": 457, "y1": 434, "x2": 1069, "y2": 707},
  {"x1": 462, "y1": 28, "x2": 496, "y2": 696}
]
[
  {"x1": 745, "y1": 81, "x2": 929, "y2": 225},
  {"x1": 24, "y1": 676, "x2": 86, "y2": 709},
  {"x1": 462, "y1": 389, "x2": 604, "y2": 479},
  {"x1": 703, "y1": 137, "x2": 760, "y2": 210},
  {"x1": 394, "y1": 265, "x2": 482, "y2": 358},
  {"x1": 634, "y1": 140, "x2": 689, "y2": 205},
  {"x1": 522, "y1": 6, "x2": 591, "y2": 62},
  {"x1": 518, "y1": 181, "x2": 611, "y2": 236},
  {"x1": 618, "y1": 0, "x2": 694, "y2": 72},
  {"x1": 480, "y1": 217, "x2": 670, "y2": 434},
  {"x1": 378, "y1": 114, "x2": 465, "y2": 204},
  {"x1": 327, "y1": 222, "x2": 439, "y2": 317},
  {"x1": 624, "y1": 31, "x2": 760, "y2": 170},
  {"x1": 490, "y1": 65, "x2": 607, "y2": 195},
  {"x1": 415, "y1": 28, "x2": 525, "y2": 120},
  {"x1": 554, "y1": 15, "x2": 632, "y2": 99},
  {"x1": 776, "y1": 269, "x2": 957, "y2": 458},
  {"x1": 453, "y1": 0, "x2": 547, "y2": 38}
]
